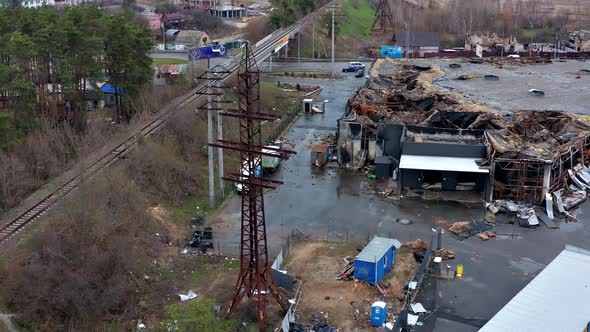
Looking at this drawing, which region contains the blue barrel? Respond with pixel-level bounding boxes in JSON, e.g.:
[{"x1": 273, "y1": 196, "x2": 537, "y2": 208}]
[{"x1": 370, "y1": 301, "x2": 387, "y2": 327}]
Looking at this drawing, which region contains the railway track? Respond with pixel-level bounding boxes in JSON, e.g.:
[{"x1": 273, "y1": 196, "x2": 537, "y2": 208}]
[{"x1": 0, "y1": 1, "x2": 336, "y2": 245}]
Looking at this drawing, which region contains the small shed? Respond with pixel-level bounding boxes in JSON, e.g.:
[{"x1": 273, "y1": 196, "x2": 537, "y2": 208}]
[{"x1": 354, "y1": 236, "x2": 401, "y2": 285}]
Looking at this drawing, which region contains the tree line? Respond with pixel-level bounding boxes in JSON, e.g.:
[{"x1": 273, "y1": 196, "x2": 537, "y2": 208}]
[
  {"x1": 268, "y1": 0, "x2": 328, "y2": 29},
  {"x1": 0, "y1": 5, "x2": 153, "y2": 133}
]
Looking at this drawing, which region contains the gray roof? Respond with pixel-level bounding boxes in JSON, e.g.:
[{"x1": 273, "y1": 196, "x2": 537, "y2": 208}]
[
  {"x1": 479, "y1": 245, "x2": 590, "y2": 332},
  {"x1": 356, "y1": 236, "x2": 401, "y2": 263},
  {"x1": 394, "y1": 32, "x2": 440, "y2": 47}
]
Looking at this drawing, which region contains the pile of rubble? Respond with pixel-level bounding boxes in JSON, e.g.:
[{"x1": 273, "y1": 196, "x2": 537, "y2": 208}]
[{"x1": 346, "y1": 61, "x2": 505, "y2": 136}]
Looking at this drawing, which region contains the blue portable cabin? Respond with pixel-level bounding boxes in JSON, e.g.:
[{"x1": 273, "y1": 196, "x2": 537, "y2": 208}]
[{"x1": 354, "y1": 236, "x2": 401, "y2": 285}]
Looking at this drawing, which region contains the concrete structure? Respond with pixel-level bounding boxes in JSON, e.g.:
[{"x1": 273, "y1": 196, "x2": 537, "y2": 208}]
[
  {"x1": 397, "y1": 126, "x2": 490, "y2": 195},
  {"x1": 480, "y1": 245, "x2": 590, "y2": 332},
  {"x1": 354, "y1": 237, "x2": 401, "y2": 285},
  {"x1": 209, "y1": 4, "x2": 247, "y2": 18},
  {"x1": 393, "y1": 32, "x2": 439, "y2": 56}
]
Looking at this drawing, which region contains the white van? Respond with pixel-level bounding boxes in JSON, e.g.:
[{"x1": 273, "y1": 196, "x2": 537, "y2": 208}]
[{"x1": 349, "y1": 61, "x2": 365, "y2": 69}]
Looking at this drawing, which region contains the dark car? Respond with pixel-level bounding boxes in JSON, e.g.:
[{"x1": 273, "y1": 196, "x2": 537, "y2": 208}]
[
  {"x1": 342, "y1": 66, "x2": 357, "y2": 72},
  {"x1": 355, "y1": 68, "x2": 365, "y2": 77}
]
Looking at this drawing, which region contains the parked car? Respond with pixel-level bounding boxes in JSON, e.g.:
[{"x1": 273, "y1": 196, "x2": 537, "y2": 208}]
[
  {"x1": 342, "y1": 61, "x2": 365, "y2": 72},
  {"x1": 261, "y1": 142, "x2": 283, "y2": 173},
  {"x1": 355, "y1": 68, "x2": 365, "y2": 78},
  {"x1": 235, "y1": 157, "x2": 262, "y2": 194}
]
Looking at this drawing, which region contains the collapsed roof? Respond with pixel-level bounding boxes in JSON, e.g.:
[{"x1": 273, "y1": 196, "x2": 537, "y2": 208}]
[
  {"x1": 347, "y1": 60, "x2": 505, "y2": 135},
  {"x1": 487, "y1": 111, "x2": 590, "y2": 160}
]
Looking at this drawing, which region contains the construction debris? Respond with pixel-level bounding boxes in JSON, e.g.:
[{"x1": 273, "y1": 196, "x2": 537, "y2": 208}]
[
  {"x1": 447, "y1": 221, "x2": 471, "y2": 237},
  {"x1": 476, "y1": 230, "x2": 497, "y2": 241},
  {"x1": 433, "y1": 249, "x2": 455, "y2": 260}
]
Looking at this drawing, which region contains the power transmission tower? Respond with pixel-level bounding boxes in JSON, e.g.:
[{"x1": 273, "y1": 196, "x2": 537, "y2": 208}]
[
  {"x1": 210, "y1": 42, "x2": 296, "y2": 329},
  {"x1": 371, "y1": 0, "x2": 394, "y2": 32}
]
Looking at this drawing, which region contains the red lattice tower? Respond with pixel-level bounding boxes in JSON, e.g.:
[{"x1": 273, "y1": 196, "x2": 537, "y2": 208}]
[{"x1": 209, "y1": 42, "x2": 296, "y2": 328}]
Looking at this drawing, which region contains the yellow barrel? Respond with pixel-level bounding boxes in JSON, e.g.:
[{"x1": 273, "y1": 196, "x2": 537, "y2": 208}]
[{"x1": 456, "y1": 264, "x2": 464, "y2": 278}]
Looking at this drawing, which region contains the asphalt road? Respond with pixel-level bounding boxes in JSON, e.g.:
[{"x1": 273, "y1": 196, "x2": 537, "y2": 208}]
[{"x1": 210, "y1": 61, "x2": 590, "y2": 331}]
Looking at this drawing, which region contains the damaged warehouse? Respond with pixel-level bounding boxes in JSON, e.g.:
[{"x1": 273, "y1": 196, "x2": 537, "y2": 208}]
[
  {"x1": 488, "y1": 111, "x2": 590, "y2": 206},
  {"x1": 337, "y1": 59, "x2": 590, "y2": 208}
]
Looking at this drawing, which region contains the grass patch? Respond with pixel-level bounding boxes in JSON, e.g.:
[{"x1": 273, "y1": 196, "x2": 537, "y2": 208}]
[
  {"x1": 166, "y1": 196, "x2": 211, "y2": 224},
  {"x1": 152, "y1": 58, "x2": 189, "y2": 65},
  {"x1": 340, "y1": 0, "x2": 375, "y2": 39}
]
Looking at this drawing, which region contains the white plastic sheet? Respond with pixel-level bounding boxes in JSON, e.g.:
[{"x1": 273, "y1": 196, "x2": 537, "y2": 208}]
[
  {"x1": 407, "y1": 313, "x2": 419, "y2": 326},
  {"x1": 178, "y1": 290, "x2": 197, "y2": 302},
  {"x1": 410, "y1": 303, "x2": 427, "y2": 313}
]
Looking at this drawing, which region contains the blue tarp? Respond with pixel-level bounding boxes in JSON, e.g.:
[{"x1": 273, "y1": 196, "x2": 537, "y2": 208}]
[
  {"x1": 101, "y1": 84, "x2": 123, "y2": 94},
  {"x1": 381, "y1": 45, "x2": 403, "y2": 59}
]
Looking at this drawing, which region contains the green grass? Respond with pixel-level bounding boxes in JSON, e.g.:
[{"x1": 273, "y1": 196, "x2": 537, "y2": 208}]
[
  {"x1": 340, "y1": 0, "x2": 376, "y2": 39},
  {"x1": 167, "y1": 196, "x2": 211, "y2": 224},
  {"x1": 152, "y1": 58, "x2": 189, "y2": 65}
]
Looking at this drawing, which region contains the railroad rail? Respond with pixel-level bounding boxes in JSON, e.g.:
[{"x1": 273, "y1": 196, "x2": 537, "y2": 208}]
[{"x1": 0, "y1": 1, "x2": 336, "y2": 245}]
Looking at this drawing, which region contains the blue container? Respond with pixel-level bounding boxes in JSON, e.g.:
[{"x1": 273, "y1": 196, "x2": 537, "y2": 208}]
[{"x1": 370, "y1": 301, "x2": 387, "y2": 327}]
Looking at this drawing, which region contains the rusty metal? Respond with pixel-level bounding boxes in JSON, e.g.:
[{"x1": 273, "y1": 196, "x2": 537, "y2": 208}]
[
  {"x1": 214, "y1": 42, "x2": 295, "y2": 328},
  {"x1": 371, "y1": 0, "x2": 394, "y2": 32}
]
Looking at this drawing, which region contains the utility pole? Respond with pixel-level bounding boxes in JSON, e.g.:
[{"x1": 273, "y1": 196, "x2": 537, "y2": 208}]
[
  {"x1": 405, "y1": 23, "x2": 409, "y2": 59},
  {"x1": 297, "y1": 31, "x2": 301, "y2": 63},
  {"x1": 195, "y1": 63, "x2": 231, "y2": 208},
  {"x1": 217, "y1": 113, "x2": 224, "y2": 199},
  {"x1": 206, "y1": 58, "x2": 215, "y2": 209},
  {"x1": 331, "y1": 6, "x2": 335, "y2": 64},
  {"x1": 312, "y1": 21, "x2": 315, "y2": 59}
]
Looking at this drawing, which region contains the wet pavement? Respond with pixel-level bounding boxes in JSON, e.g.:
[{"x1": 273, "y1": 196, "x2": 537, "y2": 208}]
[{"x1": 210, "y1": 61, "x2": 590, "y2": 331}]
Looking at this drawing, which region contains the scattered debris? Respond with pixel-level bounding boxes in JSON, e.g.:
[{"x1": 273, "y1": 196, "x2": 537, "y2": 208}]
[
  {"x1": 407, "y1": 313, "x2": 420, "y2": 326},
  {"x1": 484, "y1": 74, "x2": 500, "y2": 80},
  {"x1": 410, "y1": 303, "x2": 427, "y2": 314},
  {"x1": 528, "y1": 88, "x2": 545, "y2": 96},
  {"x1": 476, "y1": 230, "x2": 497, "y2": 241},
  {"x1": 449, "y1": 63, "x2": 462, "y2": 69},
  {"x1": 433, "y1": 249, "x2": 455, "y2": 260},
  {"x1": 446, "y1": 220, "x2": 494, "y2": 240},
  {"x1": 457, "y1": 74, "x2": 479, "y2": 80},
  {"x1": 178, "y1": 290, "x2": 197, "y2": 302}
]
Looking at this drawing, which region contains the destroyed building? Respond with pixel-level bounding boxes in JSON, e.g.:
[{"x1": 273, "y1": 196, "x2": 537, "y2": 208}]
[
  {"x1": 338, "y1": 59, "x2": 590, "y2": 206},
  {"x1": 487, "y1": 111, "x2": 590, "y2": 204},
  {"x1": 464, "y1": 33, "x2": 525, "y2": 53}
]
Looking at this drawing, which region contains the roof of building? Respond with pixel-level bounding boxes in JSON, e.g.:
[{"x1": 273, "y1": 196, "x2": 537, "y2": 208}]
[
  {"x1": 175, "y1": 30, "x2": 208, "y2": 46},
  {"x1": 214, "y1": 5, "x2": 246, "y2": 11},
  {"x1": 399, "y1": 155, "x2": 489, "y2": 173},
  {"x1": 356, "y1": 237, "x2": 401, "y2": 263},
  {"x1": 161, "y1": 12, "x2": 182, "y2": 22},
  {"x1": 394, "y1": 32, "x2": 440, "y2": 47},
  {"x1": 479, "y1": 245, "x2": 590, "y2": 332}
]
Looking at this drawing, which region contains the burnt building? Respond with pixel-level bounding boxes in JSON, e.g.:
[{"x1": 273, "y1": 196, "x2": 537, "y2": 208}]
[{"x1": 398, "y1": 126, "x2": 490, "y2": 196}]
